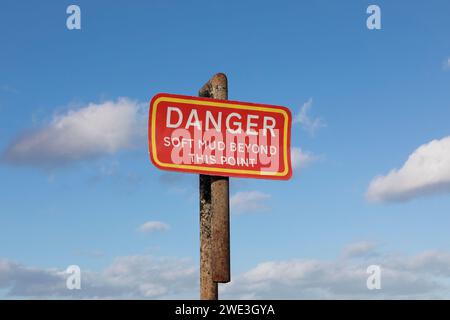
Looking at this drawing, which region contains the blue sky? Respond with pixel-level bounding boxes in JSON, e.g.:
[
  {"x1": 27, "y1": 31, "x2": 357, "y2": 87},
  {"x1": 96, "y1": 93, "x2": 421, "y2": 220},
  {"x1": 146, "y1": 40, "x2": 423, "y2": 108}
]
[{"x1": 1, "y1": 0, "x2": 450, "y2": 299}]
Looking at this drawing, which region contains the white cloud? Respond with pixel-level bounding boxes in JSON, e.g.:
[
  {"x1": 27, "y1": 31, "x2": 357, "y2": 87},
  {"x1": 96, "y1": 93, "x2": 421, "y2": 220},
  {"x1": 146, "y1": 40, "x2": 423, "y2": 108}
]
[
  {"x1": 1, "y1": 98, "x2": 145, "y2": 168},
  {"x1": 2, "y1": 243, "x2": 450, "y2": 299},
  {"x1": 342, "y1": 241, "x2": 378, "y2": 259},
  {"x1": 366, "y1": 136, "x2": 450, "y2": 202},
  {"x1": 443, "y1": 57, "x2": 450, "y2": 70},
  {"x1": 138, "y1": 221, "x2": 170, "y2": 234},
  {"x1": 291, "y1": 147, "x2": 317, "y2": 171},
  {"x1": 230, "y1": 191, "x2": 271, "y2": 214},
  {"x1": 0, "y1": 256, "x2": 197, "y2": 299},
  {"x1": 293, "y1": 98, "x2": 325, "y2": 135},
  {"x1": 222, "y1": 244, "x2": 450, "y2": 299}
]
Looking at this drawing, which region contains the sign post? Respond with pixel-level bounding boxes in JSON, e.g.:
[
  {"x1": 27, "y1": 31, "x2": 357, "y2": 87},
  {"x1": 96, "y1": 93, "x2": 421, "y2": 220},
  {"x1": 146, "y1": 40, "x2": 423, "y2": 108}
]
[
  {"x1": 198, "y1": 73, "x2": 230, "y2": 300},
  {"x1": 148, "y1": 73, "x2": 292, "y2": 300}
]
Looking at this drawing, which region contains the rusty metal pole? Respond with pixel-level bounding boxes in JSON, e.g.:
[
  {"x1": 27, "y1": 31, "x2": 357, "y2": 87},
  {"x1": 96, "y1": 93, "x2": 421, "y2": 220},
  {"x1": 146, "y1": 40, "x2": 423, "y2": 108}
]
[
  {"x1": 199, "y1": 174, "x2": 217, "y2": 300},
  {"x1": 199, "y1": 73, "x2": 230, "y2": 300}
]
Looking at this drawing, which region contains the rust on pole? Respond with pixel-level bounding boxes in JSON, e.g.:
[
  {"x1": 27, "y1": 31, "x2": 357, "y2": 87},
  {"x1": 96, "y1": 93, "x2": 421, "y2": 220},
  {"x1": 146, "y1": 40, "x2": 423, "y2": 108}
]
[
  {"x1": 210, "y1": 174, "x2": 230, "y2": 283},
  {"x1": 199, "y1": 73, "x2": 230, "y2": 300},
  {"x1": 199, "y1": 174, "x2": 217, "y2": 300}
]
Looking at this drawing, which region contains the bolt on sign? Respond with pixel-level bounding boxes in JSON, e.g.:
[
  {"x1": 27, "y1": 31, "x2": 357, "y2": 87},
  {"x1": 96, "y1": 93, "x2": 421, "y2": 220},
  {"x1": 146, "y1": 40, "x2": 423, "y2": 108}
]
[{"x1": 148, "y1": 93, "x2": 292, "y2": 180}]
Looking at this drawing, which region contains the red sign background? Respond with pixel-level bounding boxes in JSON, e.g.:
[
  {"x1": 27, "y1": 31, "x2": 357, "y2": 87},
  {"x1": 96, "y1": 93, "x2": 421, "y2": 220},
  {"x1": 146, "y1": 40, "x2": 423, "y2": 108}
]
[{"x1": 148, "y1": 93, "x2": 292, "y2": 180}]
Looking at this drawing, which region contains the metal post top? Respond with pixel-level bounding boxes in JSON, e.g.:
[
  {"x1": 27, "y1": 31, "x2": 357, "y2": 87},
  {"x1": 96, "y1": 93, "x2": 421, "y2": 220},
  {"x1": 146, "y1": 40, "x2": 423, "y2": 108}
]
[{"x1": 199, "y1": 73, "x2": 228, "y2": 98}]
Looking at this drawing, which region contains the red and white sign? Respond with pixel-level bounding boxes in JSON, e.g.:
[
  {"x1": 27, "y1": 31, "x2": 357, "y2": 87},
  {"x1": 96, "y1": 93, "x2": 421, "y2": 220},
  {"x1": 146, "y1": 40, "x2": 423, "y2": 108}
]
[{"x1": 148, "y1": 93, "x2": 292, "y2": 180}]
